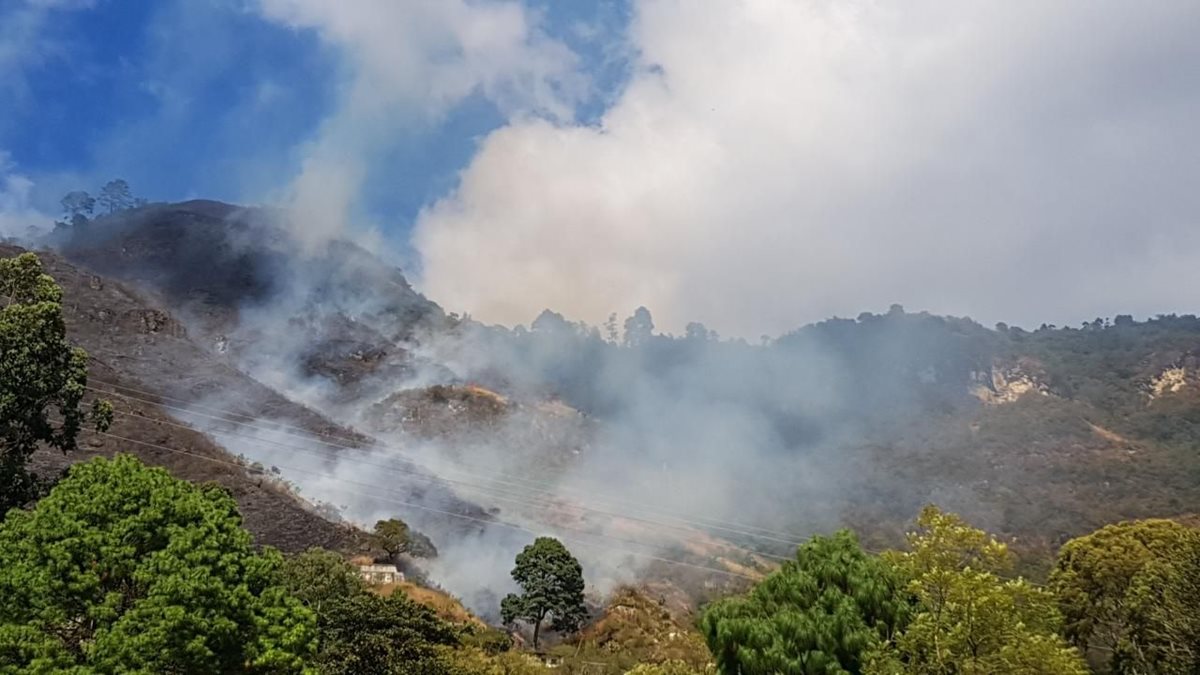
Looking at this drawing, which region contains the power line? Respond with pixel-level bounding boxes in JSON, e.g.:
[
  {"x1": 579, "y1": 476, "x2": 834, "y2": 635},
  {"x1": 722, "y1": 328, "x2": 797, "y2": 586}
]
[
  {"x1": 105, "y1": 406, "x2": 793, "y2": 565},
  {"x1": 87, "y1": 378, "x2": 807, "y2": 543},
  {"x1": 87, "y1": 380, "x2": 809, "y2": 550},
  {"x1": 93, "y1": 430, "x2": 764, "y2": 582},
  {"x1": 88, "y1": 383, "x2": 1059, "y2": 589},
  {"x1": 85, "y1": 377, "x2": 810, "y2": 542}
]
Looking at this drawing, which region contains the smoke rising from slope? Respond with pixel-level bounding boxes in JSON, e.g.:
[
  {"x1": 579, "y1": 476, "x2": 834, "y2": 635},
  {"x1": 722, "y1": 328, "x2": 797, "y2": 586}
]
[
  {"x1": 49, "y1": 199, "x2": 1105, "y2": 616},
  {"x1": 75, "y1": 204, "x2": 861, "y2": 609},
  {"x1": 0, "y1": 151, "x2": 53, "y2": 240},
  {"x1": 413, "y1": 0, "x2": 1200, "y2": 337},
  {"x1": 30, "y1": 0, "x2": 1200, "y2": 618},
  {"x1": 253, "y1": 0, "x2": 585, "y2": 249},
  {"x1": 197, "y1": 234, "x2": 958, "y2": 612}
]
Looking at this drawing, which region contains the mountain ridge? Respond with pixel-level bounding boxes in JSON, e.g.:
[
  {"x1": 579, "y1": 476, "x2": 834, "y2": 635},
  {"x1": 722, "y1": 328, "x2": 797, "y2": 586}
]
[{"x1": 11, "y1": 199, "x2": 1200, "y2": 603}]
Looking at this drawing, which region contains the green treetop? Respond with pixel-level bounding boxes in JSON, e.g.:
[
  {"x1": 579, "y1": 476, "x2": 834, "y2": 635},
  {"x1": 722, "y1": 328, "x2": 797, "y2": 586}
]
[
  {"x1": 312, "y1": 592, "x2": 460, "y2": 675},
  {"x1": 373, "y1": 517, "x2": 438, "y2": 562},
  {"x1": 0, "y1": 454, "x2": 316, "y2": 673},
  {"x1": 281, "y1": 548, "x2": 367, "y2": 613},
  {"x1": 700, "y1": 530, "x2": 908, "y2": 675},
  {"x1": 1051, "y1": 518, "x2": 1200, "y2": 674},
  {"x1": 281, "y1": 546, "x2": 466, "y2": 674},
  {"x1": 500, "y1": 536, "x2": 587, "y2": 649},
  {"x1": 867, "y1": 506, "x2": 1086, "y2": 675},
  {"x1": 1, "y1": 252, "x2": 111, "y2": 513}
]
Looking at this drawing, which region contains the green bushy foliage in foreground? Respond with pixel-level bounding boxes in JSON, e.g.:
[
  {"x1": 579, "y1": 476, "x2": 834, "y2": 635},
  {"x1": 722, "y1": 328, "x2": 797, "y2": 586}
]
[
  {"x1": 282, "y1": 548, "x2": 462, "y2": 675},
  {"x1": 0, "y1": 252, "x2": 111, "y2": 513},
  {"x1": 699, "y1": 530, "x2": 908, "y2": 674},
  {"x1": 0, "y1": 454, "x2": 315, "y2": 673},
  {"x1": 2, "y1": 451, "x2": 1196, "y2": 675},
  {"x1": 1051, "y1": 519, "x2": 1200, "y2": 674},
  {"x1": 701, "y1": 507, "x2": 1200, "y2": 675},
  {"x1": 866, "y1": 507, "x2": 1086, "y2": 675}
]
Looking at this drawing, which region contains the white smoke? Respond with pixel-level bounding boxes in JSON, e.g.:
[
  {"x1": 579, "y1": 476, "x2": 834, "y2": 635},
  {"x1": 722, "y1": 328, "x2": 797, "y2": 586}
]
[
  {"x1": 254, "y1": 0, "x2": 587, "y2": 249},
  {"x1": 413, "y1": 0, "x2": 1200, "y2": 337},
  {"x1": 0, "y1": 151, "x2": 54, "y2": 241}
]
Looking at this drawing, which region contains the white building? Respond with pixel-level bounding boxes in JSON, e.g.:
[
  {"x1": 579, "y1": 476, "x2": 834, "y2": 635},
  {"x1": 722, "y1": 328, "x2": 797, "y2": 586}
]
[{"x1": 359, "y1": 563, "x2": 403, "y2": 585}]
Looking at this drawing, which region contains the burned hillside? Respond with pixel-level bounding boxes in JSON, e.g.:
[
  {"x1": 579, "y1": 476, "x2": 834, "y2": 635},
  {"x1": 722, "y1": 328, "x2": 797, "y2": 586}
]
[{"x1": 8, "y1": 199, "x2": 1200, "y2": 608}]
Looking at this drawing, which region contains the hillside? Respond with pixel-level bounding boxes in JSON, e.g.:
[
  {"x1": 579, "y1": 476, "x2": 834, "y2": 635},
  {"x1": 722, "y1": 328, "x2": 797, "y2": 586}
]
[
  {"x1": 2, "y1": 241, "x2": 360, "y2": 552},
  {"x1": 52, "y1": 200, "x2": 449, "y2": 407},
  {"x1": 2, "y1": 239, "x2": 491, "y2": 553},
  {"x1": 13, "y1": 199, "x2": 1200, "y2": 600}
]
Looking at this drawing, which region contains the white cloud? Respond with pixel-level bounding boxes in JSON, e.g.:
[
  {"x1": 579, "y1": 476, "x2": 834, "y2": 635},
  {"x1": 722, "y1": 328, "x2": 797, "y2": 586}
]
[
  {"x1": 255, "y1": 0, "x2": 586, "y2": 248},
  {"x1": 413, "y1": 0, "x2": 1200, "y2": 336}
]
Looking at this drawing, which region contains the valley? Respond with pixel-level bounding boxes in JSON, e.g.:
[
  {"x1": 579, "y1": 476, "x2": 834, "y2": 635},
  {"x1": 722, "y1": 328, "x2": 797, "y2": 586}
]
[{"x1": 14, "y1": 201, "x2": 1200, "y2": 592}]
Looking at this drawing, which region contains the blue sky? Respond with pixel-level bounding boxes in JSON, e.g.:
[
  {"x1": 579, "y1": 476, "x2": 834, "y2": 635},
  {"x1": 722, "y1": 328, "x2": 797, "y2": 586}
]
[{"x1": 0, "y1": 0, "x2": 632, "y2": 241}]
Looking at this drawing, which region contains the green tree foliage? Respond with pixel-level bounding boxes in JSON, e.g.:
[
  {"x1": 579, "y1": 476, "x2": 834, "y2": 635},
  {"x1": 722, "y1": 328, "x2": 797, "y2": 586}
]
[
  {"x1": 282, "y1": 548, "x2": 366, "y2": 612},
  {"x1": 1050, "y1": 519, "x2": 1200, "y2": 673},
  {"x1": 0, "y1": 454, "x2": 315, "y2": 673},
  {"x1": 1122, "y1": 538, "x2": 1200, "y2": 674},
  {"x1": 97, "y1": 178, "x2": 134, "y2": 214},
  {"x1": 699, "y1": 530, "x2": 908, "y2": 675},
  {"x1": 442, "y1": 647, "x2": 548, "y2": 675},
  {"x1": 374, "y1": 518, "x2": 411, "y2": 560},
  {"x1": 622, "y1": 306, "x2": 655, "y2": 348},
  {"x1": 314, "y1": 592, "x2": 460, "y2": 675},
  {"x1": 373, "y1": 517, "x2": 437, "y2": 561},
  {"x1": 0, "y1": 252, "x2": 111, "y2": 512},
  {"x1": 867, "y1": 506, "x2": 1086, "y2": 675},
  {"x1": 500, "y1": 537, "x2": 587, "y2": 649},
  {"x1": 57, "y1": 190, "x2": 95, "y2": 227},
  {"x1": 282, "y1": 546, "x2": 466, "y2": 674}
]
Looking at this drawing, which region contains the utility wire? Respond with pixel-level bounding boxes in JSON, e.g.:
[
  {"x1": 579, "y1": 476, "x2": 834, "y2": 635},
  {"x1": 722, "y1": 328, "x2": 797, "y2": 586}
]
[
  {"x1": 89, "y1": 383, "x2": 1059, "y2": 589},
  {"x1": 106, "y1": 406, "x2": 793, "y2": 565},
  {"x1": 87, "y1": 380, "x2": 809, "y2": 549},
  {"x1": 87, "y1": 378, "x2": 807, "y2": 543},
  {"x1": 93, "y1": 430, "x2": 764, "y2": 582}
]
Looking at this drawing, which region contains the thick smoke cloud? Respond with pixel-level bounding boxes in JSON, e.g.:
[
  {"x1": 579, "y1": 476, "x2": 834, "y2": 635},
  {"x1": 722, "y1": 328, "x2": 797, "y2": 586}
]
[
  {"x1": 0, "y1": 151, "x2": 53, "y2": 240},
  {"x1": 254, "y1": 0, "x2": 586, "y2": 248},
  {"x1": 26, "y1": 0, "x2": 1200, "y2": 617},
  {"x1": 414, "y1": 0, "x2": 1200, "y2": 337}
]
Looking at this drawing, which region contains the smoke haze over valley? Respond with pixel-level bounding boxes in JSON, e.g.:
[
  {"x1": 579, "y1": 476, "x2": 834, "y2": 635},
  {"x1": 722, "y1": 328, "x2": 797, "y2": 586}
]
[
  {"x1": 3, "y1": 1, "x2": 1200, "y2": 662},
  {"x1": 12, "y1": 199, "x2": 1199, "y2": 617}
]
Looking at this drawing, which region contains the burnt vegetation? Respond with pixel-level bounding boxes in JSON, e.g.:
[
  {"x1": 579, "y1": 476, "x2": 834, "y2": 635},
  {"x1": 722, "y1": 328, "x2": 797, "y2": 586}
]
[{"x1": 2, "y1": 200, "x2": 1199, "y2": 673}]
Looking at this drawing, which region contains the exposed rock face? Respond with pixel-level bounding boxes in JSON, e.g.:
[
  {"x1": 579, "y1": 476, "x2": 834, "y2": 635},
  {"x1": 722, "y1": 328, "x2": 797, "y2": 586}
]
[
  {"x1": 1149, "y1": 366, "x2": 1189, "y2": 400},
  {"x1": 970, "y1": 362, "x2": 1048, "y2": 405}
]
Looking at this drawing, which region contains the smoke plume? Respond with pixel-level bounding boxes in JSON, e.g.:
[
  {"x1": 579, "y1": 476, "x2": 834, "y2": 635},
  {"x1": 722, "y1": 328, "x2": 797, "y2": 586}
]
[{"x1": 413, "y1": 0, "x2": 1200, "y2": 337}]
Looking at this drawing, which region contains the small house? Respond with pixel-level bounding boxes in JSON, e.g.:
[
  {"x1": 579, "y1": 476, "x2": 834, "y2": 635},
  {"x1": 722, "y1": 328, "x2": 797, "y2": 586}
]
[{"x1": 359, "y1": 563, "x2": 403, "y2": 585}]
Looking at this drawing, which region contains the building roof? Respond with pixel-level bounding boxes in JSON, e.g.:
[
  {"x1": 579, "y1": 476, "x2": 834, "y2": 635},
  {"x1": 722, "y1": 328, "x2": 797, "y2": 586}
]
[{"x1": 359, "y1": 564, "x2": 400, "y2": 573}]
